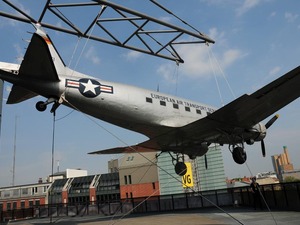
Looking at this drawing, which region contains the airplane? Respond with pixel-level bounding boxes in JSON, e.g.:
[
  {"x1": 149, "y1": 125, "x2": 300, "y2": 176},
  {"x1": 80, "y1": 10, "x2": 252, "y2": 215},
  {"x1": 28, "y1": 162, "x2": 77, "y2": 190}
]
[{"x1": 1, "y1": 25, "x2": 300, "y2": 176}]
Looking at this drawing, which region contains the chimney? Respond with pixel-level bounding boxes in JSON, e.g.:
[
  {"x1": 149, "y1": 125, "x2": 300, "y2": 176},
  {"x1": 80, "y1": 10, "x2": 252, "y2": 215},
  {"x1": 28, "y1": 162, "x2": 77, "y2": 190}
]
[{"x1": 283, "y1": 146, "x2": 291, "y2": 164}]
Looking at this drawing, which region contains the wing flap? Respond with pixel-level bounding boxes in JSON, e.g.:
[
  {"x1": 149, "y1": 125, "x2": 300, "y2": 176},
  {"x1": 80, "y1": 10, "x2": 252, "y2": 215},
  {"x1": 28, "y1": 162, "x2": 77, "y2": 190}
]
[{"x1": 89, "y1": 144, "x2": 158, "y2": 155}]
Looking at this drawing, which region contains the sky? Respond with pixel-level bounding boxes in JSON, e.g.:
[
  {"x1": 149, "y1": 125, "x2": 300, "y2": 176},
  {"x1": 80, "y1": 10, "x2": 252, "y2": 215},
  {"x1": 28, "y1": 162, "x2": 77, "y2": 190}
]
[{"x1": 0, "y1": 0, "x2": 300, "y2": 187}]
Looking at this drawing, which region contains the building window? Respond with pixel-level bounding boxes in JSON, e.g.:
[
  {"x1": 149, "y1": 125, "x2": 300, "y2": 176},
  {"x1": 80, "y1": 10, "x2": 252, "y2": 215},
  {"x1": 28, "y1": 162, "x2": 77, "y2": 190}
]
[
  {"x1": 146, "y1": 97, "x2": 152, "y2": 103},
  {"x1": 152, "y1": 182, "x2": 156, "y2": 189},
  {"x1": 4, "y1": 191, "x2": 10, "y2": 197},
  {"x1": 130, "y1": 192, "x2": 133, "y2": 198},
  {"x1": 29, "y1": 201, "x2": 33, "y2": 208},
  {"x1": 22, "y1": 188, "x2": 29, "y2": 195},
  {"x1": 124, "y1": 176, "x2": 127, "y2": 185},
  {"x1": 160, "y1": 101, "x2": 166, "y2": 106},
  {"x1": 13, "y1": 189, "x2": 19, "y2": 197},
  {"x1": 43, "y1": 186, "x2": 48, "y2": 193},
  {"x1": 21, "y1": 201, "x2": 25, "y2": 209},
  {"x1": 173, "y1": 103, "x2": 179, "y2": 109},
  {"x1": 128, "y1": 175, "x2": 132, "y2": 184},
  {"x1": 7, "y1": 202, "x2": 11, "y2": 210},
  {"x1": 13, "y1": 202, "x2": 17, "y2": 209},
  {"x1": 126, "y1": 193, "x2": 128, "y2": 199},
  {"x1": 126, "y1": 156, "x2": 134, "y2": 161},
  {"x1": 32, "y1": 187, "x2": 38, "y2": 195},
  {"x1": 185, "y1": 107, "x2": 190, "y2": 112},
  {"x1": 196, "y1": 109, "x2": 201, "y2": 114},
  {"x1": 35, "y1": 200, "x2": 40, "y2": 206}
]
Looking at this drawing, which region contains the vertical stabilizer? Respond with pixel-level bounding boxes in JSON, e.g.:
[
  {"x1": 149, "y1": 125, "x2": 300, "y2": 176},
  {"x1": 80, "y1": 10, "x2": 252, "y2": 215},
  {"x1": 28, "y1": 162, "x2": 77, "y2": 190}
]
[
  {"x1": 1, "y1": 25, "x2": 65, "y2": 104},
  {"x1": 34, "y1": 24, "x2": 66, "y2": 75}
]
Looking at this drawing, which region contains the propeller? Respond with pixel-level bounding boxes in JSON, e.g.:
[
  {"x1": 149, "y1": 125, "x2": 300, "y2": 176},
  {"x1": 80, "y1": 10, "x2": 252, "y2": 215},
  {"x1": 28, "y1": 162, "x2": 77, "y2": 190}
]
[
  {"x1": 265, "y1": 114, "x2": 279, "y2": 129},
  {"x1": 261, "y1": 114, "x2": 279, "y2": 157},
  {"x1": 261, "y1": 139, "x2": 266, "y2": 157}
]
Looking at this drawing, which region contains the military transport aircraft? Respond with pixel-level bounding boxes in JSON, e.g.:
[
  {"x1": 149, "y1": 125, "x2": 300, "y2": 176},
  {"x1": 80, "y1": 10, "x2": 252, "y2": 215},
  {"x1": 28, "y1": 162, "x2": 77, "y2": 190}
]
[{"x1": 0, "y1": 25, "x2": 300, "y2": 176}]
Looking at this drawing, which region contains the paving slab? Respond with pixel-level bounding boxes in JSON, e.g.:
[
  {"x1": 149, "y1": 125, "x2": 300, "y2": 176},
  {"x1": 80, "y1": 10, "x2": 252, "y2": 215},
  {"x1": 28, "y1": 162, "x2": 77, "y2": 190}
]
[{"x1": 6, "y1": 207, "x2": 300, "y2": 225}]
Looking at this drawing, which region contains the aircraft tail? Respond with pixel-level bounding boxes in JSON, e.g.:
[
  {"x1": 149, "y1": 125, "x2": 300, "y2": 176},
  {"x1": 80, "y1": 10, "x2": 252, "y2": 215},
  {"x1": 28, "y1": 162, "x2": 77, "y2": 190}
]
[{"x1": 0, "y1": 25, "x2": 65, "y2": 104}]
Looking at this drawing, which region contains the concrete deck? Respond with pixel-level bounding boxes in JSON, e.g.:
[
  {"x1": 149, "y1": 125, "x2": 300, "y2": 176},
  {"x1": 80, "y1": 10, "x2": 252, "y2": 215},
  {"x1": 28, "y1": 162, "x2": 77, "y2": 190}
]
[{"x1": 6, "y1": 207, "x2": 300, "y2": 225}]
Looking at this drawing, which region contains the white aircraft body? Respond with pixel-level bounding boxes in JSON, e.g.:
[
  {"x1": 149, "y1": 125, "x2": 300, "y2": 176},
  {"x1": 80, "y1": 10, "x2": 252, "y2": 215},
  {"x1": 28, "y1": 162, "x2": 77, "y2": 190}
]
[{"x1": 1, "y1": 26, "x2": 300, "y2": 175}]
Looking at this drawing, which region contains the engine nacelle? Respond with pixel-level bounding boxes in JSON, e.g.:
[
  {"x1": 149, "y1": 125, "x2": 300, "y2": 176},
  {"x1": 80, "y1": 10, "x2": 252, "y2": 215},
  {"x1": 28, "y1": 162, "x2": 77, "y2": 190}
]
[
  {"x1": 187, "y1": 142, "x2": 209, "y2": 159},
  {"x1": 250, "y1": 122, "x2": 267, "y2": 141}
]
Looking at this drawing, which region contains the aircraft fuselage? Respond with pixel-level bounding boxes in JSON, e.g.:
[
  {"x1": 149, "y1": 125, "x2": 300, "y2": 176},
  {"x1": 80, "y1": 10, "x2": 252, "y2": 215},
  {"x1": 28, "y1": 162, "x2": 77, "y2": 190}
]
[{"x1": 58, "y1": 72, "x2": 217, "y2": 138}]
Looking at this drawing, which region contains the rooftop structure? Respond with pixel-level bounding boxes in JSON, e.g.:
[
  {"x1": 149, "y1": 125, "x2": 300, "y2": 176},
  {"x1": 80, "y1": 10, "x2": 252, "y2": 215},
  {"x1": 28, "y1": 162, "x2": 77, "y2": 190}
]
[{"x1": 272, "y1": 146, "x2": 295, "y2": 181}]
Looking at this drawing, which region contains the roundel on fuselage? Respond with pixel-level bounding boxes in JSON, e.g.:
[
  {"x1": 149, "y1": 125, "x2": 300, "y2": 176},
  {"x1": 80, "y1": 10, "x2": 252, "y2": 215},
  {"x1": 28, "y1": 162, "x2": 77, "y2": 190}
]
[{"x1": 78, "y1": 78, "x2": 101, "y2": 98}]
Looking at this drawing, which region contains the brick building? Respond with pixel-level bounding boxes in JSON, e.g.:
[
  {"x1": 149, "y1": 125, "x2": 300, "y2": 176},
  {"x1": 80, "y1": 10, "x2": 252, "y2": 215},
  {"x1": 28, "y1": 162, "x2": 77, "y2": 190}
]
[
  {"x1": 117, "y1": 152, "x2": 160, "y2": 199},
  {"x1": 0, "y1": 181, "x2": 51, "y2": 211}
]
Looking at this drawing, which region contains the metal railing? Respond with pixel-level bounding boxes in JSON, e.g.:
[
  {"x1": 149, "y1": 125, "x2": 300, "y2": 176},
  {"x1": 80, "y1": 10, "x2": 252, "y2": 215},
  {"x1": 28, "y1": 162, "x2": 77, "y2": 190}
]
[{"x1": 1, "y1": 182, "x2": 300, "y2": 222}]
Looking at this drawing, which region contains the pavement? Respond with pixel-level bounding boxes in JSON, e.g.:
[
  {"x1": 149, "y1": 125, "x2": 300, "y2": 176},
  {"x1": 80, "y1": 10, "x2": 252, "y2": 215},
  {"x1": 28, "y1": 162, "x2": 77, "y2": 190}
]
[{"x1": 5, "y1": 207, "x2": 300, "y2": 225}]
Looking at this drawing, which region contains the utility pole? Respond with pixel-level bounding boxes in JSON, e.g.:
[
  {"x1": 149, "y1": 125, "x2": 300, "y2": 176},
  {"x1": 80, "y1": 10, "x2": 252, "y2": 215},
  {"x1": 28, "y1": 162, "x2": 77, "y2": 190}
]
[
  {"x1": 12, "y1": 116, "x2": 17, "y2": 186},
  {"x1": 0, "y1": 80, "x2": 3, "y2": 140},
  {"x1": 56, "y1": 160, "x2": 60, "y2": 173}
]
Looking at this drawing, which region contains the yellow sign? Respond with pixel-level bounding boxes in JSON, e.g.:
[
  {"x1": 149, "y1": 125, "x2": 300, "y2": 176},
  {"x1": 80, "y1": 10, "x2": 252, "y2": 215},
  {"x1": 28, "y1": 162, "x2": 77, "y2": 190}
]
[{"x1": 182, "y1": 162, "x2": 194, "y2": 187}]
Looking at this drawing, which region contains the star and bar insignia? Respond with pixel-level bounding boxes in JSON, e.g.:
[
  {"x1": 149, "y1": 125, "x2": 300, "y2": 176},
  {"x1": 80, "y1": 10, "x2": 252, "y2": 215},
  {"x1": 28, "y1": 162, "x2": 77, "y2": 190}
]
[{"x1": 65, "y1": 78, "x2": 113, "y2": 98}]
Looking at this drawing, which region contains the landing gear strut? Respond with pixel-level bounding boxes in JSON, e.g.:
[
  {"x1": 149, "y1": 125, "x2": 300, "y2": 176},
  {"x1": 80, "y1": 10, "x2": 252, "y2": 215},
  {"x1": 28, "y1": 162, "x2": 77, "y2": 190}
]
[{"x1": 36, "y1": 97, "x2": 61, "y2": 114}]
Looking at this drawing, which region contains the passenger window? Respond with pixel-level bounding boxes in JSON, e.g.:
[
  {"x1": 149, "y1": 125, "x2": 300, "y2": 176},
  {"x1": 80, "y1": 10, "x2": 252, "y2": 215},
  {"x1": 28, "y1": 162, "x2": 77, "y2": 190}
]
[
  {"x1": 146, "y1": 97, "x2": 152, "y2": 103},
  {"x1": 160, "y1": 101, "x2": 166, "y2": 106}
]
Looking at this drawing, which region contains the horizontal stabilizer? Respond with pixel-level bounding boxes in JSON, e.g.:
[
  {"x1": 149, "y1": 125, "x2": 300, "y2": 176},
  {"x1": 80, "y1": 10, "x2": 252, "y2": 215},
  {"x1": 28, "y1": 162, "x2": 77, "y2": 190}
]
[{"x1": 7, "y1": 85, "x2": 37, "y2": 104}]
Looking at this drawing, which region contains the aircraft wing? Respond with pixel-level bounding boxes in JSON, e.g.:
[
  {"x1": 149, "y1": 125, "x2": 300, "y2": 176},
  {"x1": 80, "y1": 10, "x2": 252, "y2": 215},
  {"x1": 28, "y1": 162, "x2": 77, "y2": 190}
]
[
  {"x1": 90, "y1": 66, "x2": 300, "y2": 155},
  {"x1": 208, "y1": 65, "x2": 300, "y2": 128}
]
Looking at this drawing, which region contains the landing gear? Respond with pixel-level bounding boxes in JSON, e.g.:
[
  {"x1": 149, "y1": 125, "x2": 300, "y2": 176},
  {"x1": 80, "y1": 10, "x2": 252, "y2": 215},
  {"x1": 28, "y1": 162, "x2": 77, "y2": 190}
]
[
  {"x1": 232, "y1": 146, "x2": 247, "y2": 164},
  {"x1": 175, "y1": 161, "x2": 187, "y2": 176},
  {"x1": 36, "y1": 101, "x2": 47, "y2": 112},
  {"x1": 168, "y1": 153, "x2": 187, "y2": 176},
  {"x1": 35, "y1": 97, "x2": 61, "y2": 114}
]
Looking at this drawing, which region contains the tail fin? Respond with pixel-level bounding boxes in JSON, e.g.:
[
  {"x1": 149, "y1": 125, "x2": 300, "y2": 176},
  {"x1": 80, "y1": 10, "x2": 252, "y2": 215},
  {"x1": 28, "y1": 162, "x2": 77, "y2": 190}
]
[
  {"x1": 19, "y1": 25, "x2": 65, "y2": 80},
  {"x1": 6, "y1": 25, "x2": 65, "y2": 104}
]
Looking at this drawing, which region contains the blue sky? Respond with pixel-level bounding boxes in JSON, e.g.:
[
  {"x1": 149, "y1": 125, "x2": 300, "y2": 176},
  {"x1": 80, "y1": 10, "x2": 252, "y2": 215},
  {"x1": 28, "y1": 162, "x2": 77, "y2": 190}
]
[{"x1": 0, "y1": 0, "x2": 300, "y2": 187}]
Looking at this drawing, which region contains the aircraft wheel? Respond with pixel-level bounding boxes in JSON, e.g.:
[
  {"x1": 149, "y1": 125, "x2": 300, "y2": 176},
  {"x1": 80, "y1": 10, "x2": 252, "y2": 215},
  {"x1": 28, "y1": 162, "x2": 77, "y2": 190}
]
[
  {"x1": 175, "y1": 162, "x2": 187, "y2": 176},
  {"x1": 36, "y1": 101, "x2": 47, "y2": 112},
  {"x1": 232, "y1": 146, "x2": 247, "y2": 164}
]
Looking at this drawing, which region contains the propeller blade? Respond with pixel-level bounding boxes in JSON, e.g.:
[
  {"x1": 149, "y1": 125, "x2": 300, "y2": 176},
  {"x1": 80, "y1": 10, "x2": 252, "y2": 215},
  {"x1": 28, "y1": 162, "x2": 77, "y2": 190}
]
[
  {"x1": 265, "y1": 114, "x2": 279, "y2": 129},
  {"x1": 204, "y1": 154, "x2": 208, "y2": 169},
  {"x1": 261, "y1": 140, "x2": 266, "y2": 157}
]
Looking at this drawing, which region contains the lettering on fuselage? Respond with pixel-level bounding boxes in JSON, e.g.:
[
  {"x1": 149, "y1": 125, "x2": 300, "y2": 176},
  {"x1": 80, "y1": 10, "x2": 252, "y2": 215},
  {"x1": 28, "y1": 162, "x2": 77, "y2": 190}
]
[
  {"x1": 65, "y1": 78, "x2": 113, "y2": 98},
  {"x1": 150, "y1": 93, "x2": 215, "y2": 113}
]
